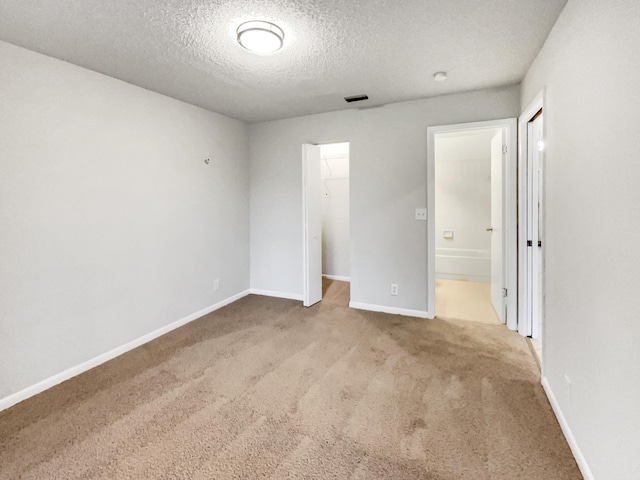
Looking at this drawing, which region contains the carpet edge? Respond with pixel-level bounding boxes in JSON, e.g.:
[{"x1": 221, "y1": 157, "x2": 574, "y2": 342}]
[
  {"x1": 249, "y1": 289, "x2": 304, "y2": 301},
  {"x1": 349, "y1": 301, "x2": 430, "y2": 319},
  {"x1": 0, "y1": 289, "x2": 251, "y2": 412}
]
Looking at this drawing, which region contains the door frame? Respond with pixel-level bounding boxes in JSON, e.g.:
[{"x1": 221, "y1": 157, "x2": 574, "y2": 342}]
[
  {"x1": 518, "y1": 90, "x2": 546, "y2": 338},
  {"x1": 490, "y1": 129, "x2": 506, "y2": 322},
  {"x1": 427, "y1": 118, "x2": 518, "y2": 330},
  {"x1": 302, "y1": 141, "x2": 351, "y2": 306},
  {"x1": 302, "y1": 143, "x2": 323, "y2": 306}
]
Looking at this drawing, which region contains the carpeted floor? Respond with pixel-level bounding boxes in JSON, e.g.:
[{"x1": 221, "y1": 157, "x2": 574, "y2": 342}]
[{"x1": 0, "y1": 280, "x2": 581, "y2": 479}]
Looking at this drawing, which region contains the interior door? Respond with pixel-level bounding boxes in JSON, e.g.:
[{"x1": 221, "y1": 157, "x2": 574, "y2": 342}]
[
  {"x1": 490, "y1": 130, "x2": 505, "y2": 322},
  {"x1": 302, "y1": 144, "x2": 322, "y2": 307},
  {"x1": 536, "y1": 117, "x2": 544, "y2": 340},
  {"x1": 527, "y1": 113, "x2": 544, "y2": 339}
]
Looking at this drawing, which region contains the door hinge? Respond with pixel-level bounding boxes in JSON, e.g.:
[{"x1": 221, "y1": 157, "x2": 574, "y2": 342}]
[
  {"x1": 527, "y1": 240, "x2": 533, "y2": 247},
  {"x1": 502, "y1": 288, "x2": 508, "y2": 297},
  {"x1": 538, "y1": 240, "x2": 542, "y2": 247},
  {"x1": 502, "y1": 145, "x2": 508, "y2": 154}
]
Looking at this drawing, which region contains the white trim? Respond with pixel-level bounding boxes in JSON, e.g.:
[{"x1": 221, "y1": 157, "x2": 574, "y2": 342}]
[
  {"x1": 427, "y1": 124, "x2": 436, "y2": 320},
  {"x1": 302, "y1": 144, "x2": 311, "y2": 306},
  {"x1": 349, "y1": 301, "x2": 429, "y2": 319},
  {"x1": 427, "y1": 118, "x2": 518, "y2": 328},
  {"x1": 518, "y1": 89, "x2": 545, "y2": 337},
  {"x1": 542, "y1": 377, "x2": 594, "y2": 480},
  {"x1": 249, "y1": 289, "x2": 304, "y2": 301},
  {"x1": 302, "y1": 143, "x2": 324, "y2": 307},
  {"x1": 0, "y1": 289, "x2": 251, "y2": 412},
  {"x1": 322, "y1": 274, "x2": 350, "y2": 282}
]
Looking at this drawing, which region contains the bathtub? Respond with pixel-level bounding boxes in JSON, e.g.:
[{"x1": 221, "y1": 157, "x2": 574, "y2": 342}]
[{"x1": 435, "y1": 247, "x2": 490, "y2": 283}]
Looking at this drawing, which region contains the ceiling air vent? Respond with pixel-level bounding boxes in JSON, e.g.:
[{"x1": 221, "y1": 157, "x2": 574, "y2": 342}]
[{"x1": 344, "y1": 94, "x2": 369, "y2": 103}]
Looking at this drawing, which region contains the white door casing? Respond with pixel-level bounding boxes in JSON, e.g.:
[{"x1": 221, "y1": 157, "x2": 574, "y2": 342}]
[
  {"x1": 302, "y1": 144, "x2": 322, "y2": 307},
  {"x1": 490, "y1": 130, "x2": 505, "y2": 323}
]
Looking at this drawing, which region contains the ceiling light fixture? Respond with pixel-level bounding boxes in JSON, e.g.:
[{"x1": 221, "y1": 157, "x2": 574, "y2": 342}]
[
  {"x1": 237, "y1": 20, "x2": 284, "y2": 54},
  {"x1": 433, "y1": 71, "x2": 448, "y2": 82}
]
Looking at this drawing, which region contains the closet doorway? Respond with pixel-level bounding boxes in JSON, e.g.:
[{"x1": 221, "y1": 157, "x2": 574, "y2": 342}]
[{"x1": 302, "y1": 142, "x2": 350, "y2": 306}]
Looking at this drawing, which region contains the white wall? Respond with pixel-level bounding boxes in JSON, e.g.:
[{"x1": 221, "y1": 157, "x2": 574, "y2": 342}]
[
  {"x1": 435, "y1": 131, "x2": 495, "y2": 282},
  {"x1": 0, "y1": 41, "x2": 250, "y2": 402},
  {"x1": 320, "y1": 144, "x2": 350, "y2": 279},
  {"x1": 249, "y1": 86, "x2": 520, "y2": 313},
  {"x1": 521, "y1": 1, "x2": 640, "y2": 478}
]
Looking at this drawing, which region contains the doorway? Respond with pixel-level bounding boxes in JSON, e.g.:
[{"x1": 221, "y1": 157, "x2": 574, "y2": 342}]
[
  {"x1": 302, "y1": 142, "x2": 350, "y2": 307},
  {"x1": 427, "y1": 119, "x2": 518, "y2": 329},
  {"x1": 433, "y1": 128, "x2": 503, "y2": 324},
  {"x1": 519, "y1": 92, "x2": 545, "y2": 360}
]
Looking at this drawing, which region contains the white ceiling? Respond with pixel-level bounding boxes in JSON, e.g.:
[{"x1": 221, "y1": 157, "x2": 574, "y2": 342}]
[{"x1": 0, "y1": 0, "x2": 566, "y2": 123}]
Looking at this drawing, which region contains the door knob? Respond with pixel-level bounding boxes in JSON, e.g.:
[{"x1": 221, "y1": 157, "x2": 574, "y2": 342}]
[{"x1": 486, "y1": 227, "x2": 493, "y2": 232}]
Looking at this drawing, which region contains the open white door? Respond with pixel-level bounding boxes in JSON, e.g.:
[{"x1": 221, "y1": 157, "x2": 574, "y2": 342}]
[
  {"x1": 490, "y1": 130, "x2": 505, "y2": 323},
  {"x1": 302, "y1": 144, "x2": 322, "y2": 307}
]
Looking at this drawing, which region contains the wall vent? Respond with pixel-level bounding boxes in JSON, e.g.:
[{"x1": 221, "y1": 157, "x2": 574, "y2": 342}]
[{"x1": 344, "y1": 94, "x2": 369, "y2": 103}]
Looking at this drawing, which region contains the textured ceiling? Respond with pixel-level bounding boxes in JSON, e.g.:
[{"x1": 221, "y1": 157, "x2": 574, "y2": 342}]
[{"x1": 0, "y1": 0, "x2": 567, "y2": 123}]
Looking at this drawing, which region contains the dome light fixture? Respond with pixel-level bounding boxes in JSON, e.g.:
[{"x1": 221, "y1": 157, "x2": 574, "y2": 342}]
[{"x1": 237, "y1": 20, "x2": 284, "y2": 54}]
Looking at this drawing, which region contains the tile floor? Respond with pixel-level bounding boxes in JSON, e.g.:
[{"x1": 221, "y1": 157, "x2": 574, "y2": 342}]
[{"x1": 435, "y1": 278, "x2": 501, "y2": 325}]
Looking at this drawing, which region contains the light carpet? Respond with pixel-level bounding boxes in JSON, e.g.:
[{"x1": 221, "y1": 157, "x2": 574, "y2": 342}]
[{"x1": 0, "y1": 280, "x2": 580, "y2": 479}]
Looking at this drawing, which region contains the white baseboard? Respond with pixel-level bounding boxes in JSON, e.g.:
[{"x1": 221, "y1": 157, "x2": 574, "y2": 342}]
[
  {"x1": 541, "y1": 376, "x2": 594, "y2": 480},
  {"x1": 249, "y1": 289, "x2": 304, "y2": 301},
  {"x1": 0, "y1": 289, "x2": 251, "y2": 413},
  {"x1": 322, "y1": 275, "x2": 351, "y2": 282},
  {"x1": 349, "y1": 301, "x2": 429, "y2": 319}
]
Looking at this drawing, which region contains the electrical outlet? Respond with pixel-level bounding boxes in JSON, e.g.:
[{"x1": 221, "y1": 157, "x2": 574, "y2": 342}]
[
  {"x1": 391, "y1": 283, "x2": 398, "y2": 296},
  {"x1": 415, "y1": 208, "x2": 427, "y2": 221},
  {"x1": 214, "y1": 279, "x2": 220, "y2": 291}
]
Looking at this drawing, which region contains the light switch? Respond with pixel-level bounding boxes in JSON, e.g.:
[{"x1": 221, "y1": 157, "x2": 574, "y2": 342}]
[{"x1": 415, "y1": 208, "x2": 427, "y2": 221}]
